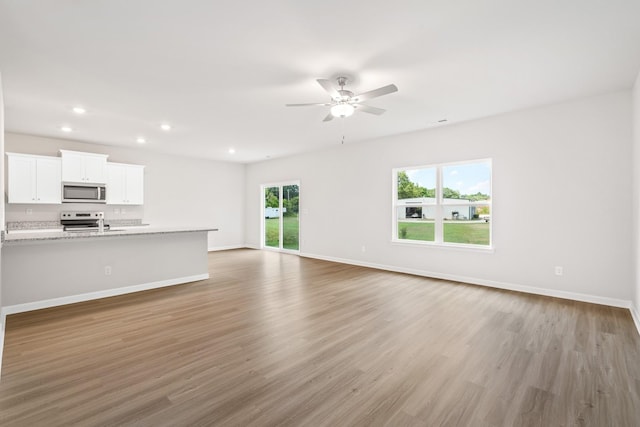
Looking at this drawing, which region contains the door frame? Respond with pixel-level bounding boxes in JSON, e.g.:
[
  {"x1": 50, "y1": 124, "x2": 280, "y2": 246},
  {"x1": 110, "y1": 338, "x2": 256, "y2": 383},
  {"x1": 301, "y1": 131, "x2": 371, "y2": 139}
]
[{"x1": 260, "y1": 180, "x2": 300, "y2": 253}]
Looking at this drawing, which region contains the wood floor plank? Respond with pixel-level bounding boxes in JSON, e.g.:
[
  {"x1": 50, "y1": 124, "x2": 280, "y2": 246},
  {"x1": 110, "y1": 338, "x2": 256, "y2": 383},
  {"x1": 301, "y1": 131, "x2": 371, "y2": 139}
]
[{"x1": 0, "y1": 249, "x2": 639, "y2": 426}]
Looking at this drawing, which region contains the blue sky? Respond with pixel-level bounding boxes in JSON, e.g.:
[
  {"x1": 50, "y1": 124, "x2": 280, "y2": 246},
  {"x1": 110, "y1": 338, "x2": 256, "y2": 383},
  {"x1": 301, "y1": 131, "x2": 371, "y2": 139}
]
[{"x1": 404, "y1": 161, "x2": 491, "y2": 196}]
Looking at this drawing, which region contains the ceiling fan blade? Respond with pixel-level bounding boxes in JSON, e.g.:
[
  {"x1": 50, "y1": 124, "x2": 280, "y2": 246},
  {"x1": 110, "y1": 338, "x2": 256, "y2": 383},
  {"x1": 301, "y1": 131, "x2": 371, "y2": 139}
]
[
  {"x1": 317, "y1": 79, "x2": 341, "y2": 100},
  {"x1": 323, "y1": 112, "x2": 334, "y2": 122},
  {"x1": 285, "y1": 103, "x2": 332, "y2": 107},
  {"x1": 353, "y1": 84, "x2": 398, "y2": 102},
  {"x1": 355, "y1": 104, "x2": 386, "y2": 115}
]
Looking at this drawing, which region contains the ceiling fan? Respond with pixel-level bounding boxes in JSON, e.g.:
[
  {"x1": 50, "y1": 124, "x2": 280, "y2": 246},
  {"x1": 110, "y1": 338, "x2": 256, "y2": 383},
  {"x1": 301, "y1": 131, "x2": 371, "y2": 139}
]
[{"x1": 286, "y1": 76, "x2": 398, "y2": 122}]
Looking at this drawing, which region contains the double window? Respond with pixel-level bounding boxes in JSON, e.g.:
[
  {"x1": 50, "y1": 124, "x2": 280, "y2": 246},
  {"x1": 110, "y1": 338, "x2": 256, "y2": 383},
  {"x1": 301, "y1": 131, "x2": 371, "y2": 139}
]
[{"x1": 392, "y1": 159, "x2": 492, "y2": 248}]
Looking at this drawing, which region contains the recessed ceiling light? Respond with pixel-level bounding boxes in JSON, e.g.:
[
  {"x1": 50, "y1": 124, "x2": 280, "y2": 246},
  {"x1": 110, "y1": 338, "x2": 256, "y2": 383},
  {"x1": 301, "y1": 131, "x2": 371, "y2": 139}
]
[
  {"x1": 160, "y1": 123, "x2": 171, "y2": 131},
  {"x1": 61, "y1": 126, "x2": 73, "y2": 132},
  {"x1": 136, "y1": 137, "x2": 146, "y2": 144},
  {"x1": 228, "y1": 148, "x2": 236, "y2": 154},
  {"x1": 72, "y1": 106, "x2": 86, "y2": 114}
]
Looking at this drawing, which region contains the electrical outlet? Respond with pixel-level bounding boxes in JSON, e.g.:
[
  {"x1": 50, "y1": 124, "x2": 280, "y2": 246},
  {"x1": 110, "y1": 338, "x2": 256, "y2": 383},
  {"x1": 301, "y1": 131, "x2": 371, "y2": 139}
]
[
  {"x1": 25, "y1": 208, "x2": 33, "y2": 215},
  {"x1": 361, "y1": 245, "x2": 366, "y2": 252},
  {"x1": 121, "y1": 208, "x2": 127, "y2": 214},
  {"x1": 114, "y1": 208, "x2": 120, "y2": 214},
  {"x1": 554, "y1": 266, "x2": 563, "y2": 276},
  {"x1": 105, "y1": 266, "x2": 112, "y2": 276}
]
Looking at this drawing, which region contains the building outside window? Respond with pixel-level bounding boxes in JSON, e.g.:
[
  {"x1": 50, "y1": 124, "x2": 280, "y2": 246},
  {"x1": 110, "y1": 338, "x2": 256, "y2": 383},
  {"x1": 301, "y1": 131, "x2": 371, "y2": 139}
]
[{"x1": 392, "y1": 159, "x2": 492, "y2": 247}]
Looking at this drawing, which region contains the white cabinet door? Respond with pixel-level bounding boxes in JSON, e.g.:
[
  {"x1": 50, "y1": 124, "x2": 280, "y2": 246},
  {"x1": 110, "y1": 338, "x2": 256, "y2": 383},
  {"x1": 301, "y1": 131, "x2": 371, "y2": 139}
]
[
  {"x1": 125, "y1": 165, "x2": 144, "y2": 205},
  {"x1": 106, "y1": 163, "x2": 144, "y2": 205},
  {"x1": 106, "y1": 164, "x2": 126, "y2": 204},
  {"x1": 60, "y1": 150, "x2": 107, "y2": 183},
  {"x1": 8, "y1": 154, "x2": 37, "y2": 203},
  {"x1": 36, "y1": 157, "x2": 62, "y2": 203},
  {"x1": 61, "y1": 152, "x2": 85, "y2": 182},
  {"x1": 7, "y1": 153, "x2": 62, "y2": 204},
  {"x1": 83, "y1": 155, "x2": 106, "y2": 183}
]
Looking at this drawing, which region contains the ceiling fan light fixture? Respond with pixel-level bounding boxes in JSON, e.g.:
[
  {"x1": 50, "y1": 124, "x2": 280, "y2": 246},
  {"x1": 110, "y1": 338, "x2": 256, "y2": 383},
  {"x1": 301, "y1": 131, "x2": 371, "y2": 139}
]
[{"x1": 330, "y1": 103, "x2": 355, "y2": 118}]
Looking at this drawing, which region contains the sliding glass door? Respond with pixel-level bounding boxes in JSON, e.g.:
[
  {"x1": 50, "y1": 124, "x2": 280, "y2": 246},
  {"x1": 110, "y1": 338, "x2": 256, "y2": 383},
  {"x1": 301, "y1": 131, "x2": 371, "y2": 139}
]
[{"x1": 262, "y1": 182, "x2": 299, "y2": 252}]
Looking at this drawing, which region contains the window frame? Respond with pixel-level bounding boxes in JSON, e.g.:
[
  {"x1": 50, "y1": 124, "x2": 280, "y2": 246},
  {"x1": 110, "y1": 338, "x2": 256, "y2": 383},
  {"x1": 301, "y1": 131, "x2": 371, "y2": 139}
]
[{"x1": 392, "y1": 159, "x2": 493, "y2": 250}]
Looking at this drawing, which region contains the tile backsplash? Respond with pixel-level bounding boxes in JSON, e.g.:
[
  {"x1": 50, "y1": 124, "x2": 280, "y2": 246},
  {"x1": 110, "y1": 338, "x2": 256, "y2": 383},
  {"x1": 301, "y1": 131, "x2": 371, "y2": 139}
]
[{"x1": 4, "y1": 202, "x2": 144, "y2": 224}]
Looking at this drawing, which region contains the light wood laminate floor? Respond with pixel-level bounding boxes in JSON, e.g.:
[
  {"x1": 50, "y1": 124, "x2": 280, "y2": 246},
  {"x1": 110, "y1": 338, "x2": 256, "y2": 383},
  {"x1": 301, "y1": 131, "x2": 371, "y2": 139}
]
[{"x1": 1, "y1": 249, "x2": 639, "y2": 426}]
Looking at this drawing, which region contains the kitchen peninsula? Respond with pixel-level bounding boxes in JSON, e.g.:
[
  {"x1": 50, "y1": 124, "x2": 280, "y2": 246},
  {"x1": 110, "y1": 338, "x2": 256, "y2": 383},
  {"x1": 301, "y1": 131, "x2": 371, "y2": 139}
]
[{"x1": 2, "y1": 226, "x2": 217, "y2": 314}]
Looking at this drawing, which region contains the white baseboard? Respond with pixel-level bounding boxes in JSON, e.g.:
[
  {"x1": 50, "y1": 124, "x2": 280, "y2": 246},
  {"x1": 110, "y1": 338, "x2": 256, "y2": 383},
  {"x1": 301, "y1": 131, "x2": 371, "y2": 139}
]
[
  {"x1": 0, "y1": 273, "x2": 209, "y2": 317},
  {"x1": 208, "y1": 244, "x2": 246, "y2": 252},
  {"x1": 630, "y1": 305, "x2": 640, "y2": 337},
  {"x1": 299, "y1": 252, "x2": 633, "y2": 309}
]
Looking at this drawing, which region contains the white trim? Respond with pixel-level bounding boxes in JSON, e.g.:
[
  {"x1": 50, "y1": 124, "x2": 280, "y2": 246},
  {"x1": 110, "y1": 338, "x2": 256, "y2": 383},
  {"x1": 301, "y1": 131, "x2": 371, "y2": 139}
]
[
  {"x1": 208, "y1": 244, "x2": 245, "y2": 252},
  {"x1": 299, "y1": 251, "x2": 632, "y2": 309},
  {"x1": 0, "y1": 274, "x2": 209, "y2": 316},
  {"x1": 630, "y1": 305, "x2": 640, "y2": 337},
  {"x1": 390, "y1": 239, "x2": 495, "y2": 253}
]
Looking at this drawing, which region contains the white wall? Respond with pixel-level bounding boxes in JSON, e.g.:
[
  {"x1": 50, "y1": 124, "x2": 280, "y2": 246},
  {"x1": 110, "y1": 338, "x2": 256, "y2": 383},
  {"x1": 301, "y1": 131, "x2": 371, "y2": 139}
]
[
  {"x1": 245, "y1": 91, "x2": 633, "y2": 303},
  {"x1": 0, "y1": 74, "x2": 5, "y2": 329},
  {"x1": 632, "y1": 72, "x2": 640, "y2": 322},
  {"x1": 4, "y1": 133, "x2": 245, "y2": 250}
]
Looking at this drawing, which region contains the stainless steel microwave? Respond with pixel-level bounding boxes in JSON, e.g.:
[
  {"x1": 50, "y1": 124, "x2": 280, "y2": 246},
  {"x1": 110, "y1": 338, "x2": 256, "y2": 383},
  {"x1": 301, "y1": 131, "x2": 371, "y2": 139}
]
[{"x1": 62, "y1": 183, "x2": 107, "y2": 203}]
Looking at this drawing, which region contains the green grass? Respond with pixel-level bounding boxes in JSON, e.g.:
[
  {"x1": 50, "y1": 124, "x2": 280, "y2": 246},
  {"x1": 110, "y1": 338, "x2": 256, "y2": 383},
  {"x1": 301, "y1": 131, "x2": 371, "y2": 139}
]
[
  {"x1": 398, "y1": 221, "x2": 490, "y2": 245},
  {"x1": 265, "y1": 216, "x2": 299, "y2": 250},
  {"x1": 398, "y1": 222, "x2": 435, "y2": 241},
  {"x1": 444, "y1": 222, "x2": 490, "y2": 245}
]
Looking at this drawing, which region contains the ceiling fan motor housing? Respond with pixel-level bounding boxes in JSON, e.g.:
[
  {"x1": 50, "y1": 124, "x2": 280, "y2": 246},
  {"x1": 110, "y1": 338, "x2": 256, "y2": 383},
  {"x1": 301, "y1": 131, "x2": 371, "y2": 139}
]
[{"x1": 337, "y1": 89, "x2": 354, "y2": 102}]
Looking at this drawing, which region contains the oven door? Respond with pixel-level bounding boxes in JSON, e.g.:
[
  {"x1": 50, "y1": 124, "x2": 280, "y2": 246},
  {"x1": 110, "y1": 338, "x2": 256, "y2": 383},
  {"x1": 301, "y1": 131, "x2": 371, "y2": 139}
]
[{"x1": 62, "y1": 184, "x2": 106, "y2": 203}]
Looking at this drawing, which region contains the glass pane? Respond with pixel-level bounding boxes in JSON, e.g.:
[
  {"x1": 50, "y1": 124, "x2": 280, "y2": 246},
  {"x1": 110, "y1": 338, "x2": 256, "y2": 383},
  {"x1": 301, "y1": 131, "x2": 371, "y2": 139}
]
[
  {"x1": 264, "y1": 186, "x2": 280, "y2": 248},
  {"x1": 397, "y1": 168, "x2": 436, "y2": 204},
  {"x1": 443, "y1": 205, "x2": 491, "y2": 245},
  {"x1": 442, "y1": 161, "x2": 491, "y2": 204},
  {"x1": 282, "y1": 184, "x2": 299, "y2": 250},
  {"x1": 396, "y1": 206, "x2": 435, "y2": 242}
]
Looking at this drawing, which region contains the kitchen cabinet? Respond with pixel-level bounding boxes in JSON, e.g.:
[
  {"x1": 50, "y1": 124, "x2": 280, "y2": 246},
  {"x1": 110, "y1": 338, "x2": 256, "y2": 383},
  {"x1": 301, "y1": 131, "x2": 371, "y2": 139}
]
[
  {"x1": 60, "y1": 150, "x2": 108, "y2": 183},
  {"x1": 7, "y1": 153, "x2": 62, "y2": 204},
  {"x1": 106, "y1": 162, "x2": 145, "y2": 205}
]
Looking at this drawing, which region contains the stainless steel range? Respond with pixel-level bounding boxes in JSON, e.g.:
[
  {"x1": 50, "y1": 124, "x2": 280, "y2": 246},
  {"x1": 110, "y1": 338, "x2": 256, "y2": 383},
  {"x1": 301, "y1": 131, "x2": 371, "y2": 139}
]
[{"x1": 61, "y1": 211, "x2": 107, "y2": 232}]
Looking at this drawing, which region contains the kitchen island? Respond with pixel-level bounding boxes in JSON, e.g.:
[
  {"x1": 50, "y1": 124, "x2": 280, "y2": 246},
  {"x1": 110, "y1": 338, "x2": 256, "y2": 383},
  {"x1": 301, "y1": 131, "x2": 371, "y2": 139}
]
[{"x1": 1, "y1": 226, "x2": 217, "y2": 314}]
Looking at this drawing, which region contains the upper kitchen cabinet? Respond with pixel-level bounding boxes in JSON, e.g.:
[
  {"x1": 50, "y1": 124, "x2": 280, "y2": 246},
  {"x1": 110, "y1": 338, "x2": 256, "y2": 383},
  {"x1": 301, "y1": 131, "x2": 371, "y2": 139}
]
[
  {"x1": 106, "y1": 162, "x2": 145, "y2": 205},
  {"x1": 60, "y1": 150, "x2": 108, "y2": 183},
  {"x1": 7, "y1": 153, "x2": 62, "y2": 204}
]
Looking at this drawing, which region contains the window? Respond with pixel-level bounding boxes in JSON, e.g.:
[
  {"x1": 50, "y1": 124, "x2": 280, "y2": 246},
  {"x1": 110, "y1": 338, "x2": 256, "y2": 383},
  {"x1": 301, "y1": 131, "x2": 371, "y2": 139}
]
[{"x1": 393, "y1": 159, "x2": 492, "y2": 248}]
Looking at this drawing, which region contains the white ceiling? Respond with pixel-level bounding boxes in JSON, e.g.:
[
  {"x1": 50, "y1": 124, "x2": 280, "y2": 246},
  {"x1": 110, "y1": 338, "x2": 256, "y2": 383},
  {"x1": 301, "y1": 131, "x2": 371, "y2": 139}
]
[{"x1": 1, "y1": 1, "x2": 640, "y2": 163}]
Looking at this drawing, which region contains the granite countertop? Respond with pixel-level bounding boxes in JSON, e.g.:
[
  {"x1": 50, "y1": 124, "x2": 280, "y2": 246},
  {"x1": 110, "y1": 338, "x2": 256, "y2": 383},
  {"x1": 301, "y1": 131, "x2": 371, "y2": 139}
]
[{"x1": 3, "y1": 226, "x2": 218, "y2": 244}]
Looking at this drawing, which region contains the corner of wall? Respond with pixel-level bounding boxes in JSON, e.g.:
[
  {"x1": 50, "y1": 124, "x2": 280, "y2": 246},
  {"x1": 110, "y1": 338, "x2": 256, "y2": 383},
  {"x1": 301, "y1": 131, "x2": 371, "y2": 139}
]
[
  {"x1": 632, "y1": 69, "x2": 640, "y2": 336},
  {"x1": 0, "y1": 72, "x2": 5, "y2": 374}
]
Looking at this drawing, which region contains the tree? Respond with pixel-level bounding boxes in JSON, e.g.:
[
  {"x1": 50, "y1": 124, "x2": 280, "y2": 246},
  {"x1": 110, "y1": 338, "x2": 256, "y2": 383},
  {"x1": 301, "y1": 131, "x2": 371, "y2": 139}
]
[
  {"x1": 442, "y1": 187, "x2": 460, "y2": 199},
  {"x1": 265, "y1": 188, "x2": 279, "y2": 208},
  {"x1": 283, "y1": 196, "x2": 299, "y2": 216},
  {"x1": 397, "y1": 171, "x2": 434, "y2": 199}
]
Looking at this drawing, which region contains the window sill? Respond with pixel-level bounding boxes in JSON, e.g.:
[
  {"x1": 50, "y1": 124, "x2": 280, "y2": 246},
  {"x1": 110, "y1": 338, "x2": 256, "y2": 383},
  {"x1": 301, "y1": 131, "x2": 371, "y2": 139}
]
[{"x1": 391, "y1": 239, "x2": 495, "y2": 253}]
